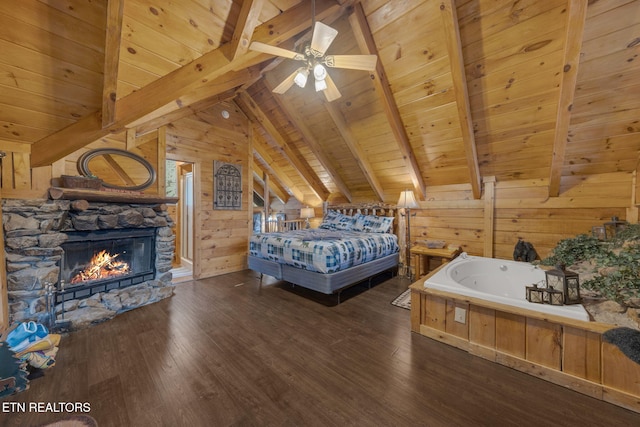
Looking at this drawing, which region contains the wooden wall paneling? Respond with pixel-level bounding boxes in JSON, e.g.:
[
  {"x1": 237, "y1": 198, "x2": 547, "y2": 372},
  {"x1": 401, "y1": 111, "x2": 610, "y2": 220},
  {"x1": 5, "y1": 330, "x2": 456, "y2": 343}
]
[
  {"x1": 166, "y1": 102, "x2": 250, "y2": 279},
  {"x1": 495, "y1": 311, "x2": 526, "y2": 358},
  {"x1": 563, "y1": 326, "x2": 601, "y2": 383},
  {"x1": 525, "y1": 318, "x2": 562, "y2": 370},
  {"x1": 444, "y1": 300, "x2": 469, "y2": 340},
  {"x1": 602, "y1": 341, "x2": 640, "y2": 397},
  {"x1": 1, "y1": 154, "x2": 12, "y2": 191},
  {"x1": 425, "y1": 294, "x2": 447, "y2": 332},
  {"x1": 13, "y1": 152, "x2": 31, "y2": 190},
  {"x1": 468, "y1": 305, "x2": 496, "y2": 349},
  {"x1": 31, "y1": 166, "x2": 51, "y2": 194}
]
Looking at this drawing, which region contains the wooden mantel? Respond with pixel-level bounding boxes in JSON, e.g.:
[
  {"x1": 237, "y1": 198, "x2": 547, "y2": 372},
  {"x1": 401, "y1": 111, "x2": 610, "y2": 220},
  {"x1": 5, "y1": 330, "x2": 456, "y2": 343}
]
[{"x1": 48, "y1": 187, "x2": 179, "y2": 205}]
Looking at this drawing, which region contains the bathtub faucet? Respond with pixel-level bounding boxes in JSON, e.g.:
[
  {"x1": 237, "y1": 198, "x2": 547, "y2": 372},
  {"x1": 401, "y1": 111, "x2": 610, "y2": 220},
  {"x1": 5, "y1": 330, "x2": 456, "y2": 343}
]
[
  {"x1": 499, "y1": 265, "x2": 508, "y2": 271},
  {"x1": 459, "y1": 252, "x2": 468, "y2": 259}
]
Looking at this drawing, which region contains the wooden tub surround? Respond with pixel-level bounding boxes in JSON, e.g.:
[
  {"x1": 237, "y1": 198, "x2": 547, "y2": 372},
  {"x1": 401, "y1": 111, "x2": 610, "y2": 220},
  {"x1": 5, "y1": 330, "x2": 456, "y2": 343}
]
[{"x1": 410, "y1": 264, "x2": 640, "y2": 414}]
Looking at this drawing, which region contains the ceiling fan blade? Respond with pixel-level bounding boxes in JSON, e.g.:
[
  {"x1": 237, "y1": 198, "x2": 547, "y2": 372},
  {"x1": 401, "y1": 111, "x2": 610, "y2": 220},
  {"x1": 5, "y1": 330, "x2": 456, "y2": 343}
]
[
  {"x1": 323, "y1": 74, "x2": 341, "y2": 102},
  {"x1": 272, "y1": 69, "x2": 299, "y2": 94},
  {"x1": 324, "y1": 55, "x2": 378, "y2": 71},
  {"x1": 310, "y1": 22, "x2": 338, "y2": 57},
  {"x1": 249, "y1": 42, "x2": 305, "y2": 61}
]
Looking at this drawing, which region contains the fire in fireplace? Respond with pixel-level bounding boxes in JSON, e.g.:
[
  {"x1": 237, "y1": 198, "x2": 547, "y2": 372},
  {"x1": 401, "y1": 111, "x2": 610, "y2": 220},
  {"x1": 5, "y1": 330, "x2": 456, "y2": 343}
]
[
  {"x1": 69, "y1": 250, "x2": 131, "y2": 284},
  {"x1": 59, "y1": 228, "x2": 156, "y2": 303}
]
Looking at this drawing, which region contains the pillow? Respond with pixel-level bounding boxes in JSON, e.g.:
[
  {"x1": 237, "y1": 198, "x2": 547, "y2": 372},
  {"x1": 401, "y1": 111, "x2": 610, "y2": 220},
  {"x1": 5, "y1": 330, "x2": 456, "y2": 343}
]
[
  {"x1": 319, "y1": 210, "x2": 357, "y2": 231},
  {"x1": 353, "y1": 214, "x2": 394, "y2": 233}
]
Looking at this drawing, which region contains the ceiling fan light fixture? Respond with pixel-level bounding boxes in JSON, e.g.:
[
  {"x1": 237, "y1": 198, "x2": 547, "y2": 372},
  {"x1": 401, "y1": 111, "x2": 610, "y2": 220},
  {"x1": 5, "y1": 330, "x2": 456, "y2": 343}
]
[
  {"x1": 294, "y1": 68, "x2": 309, "y2": 88},
  {"x1": 315, "y1": 78, "x2": 328, "y2": 92}
]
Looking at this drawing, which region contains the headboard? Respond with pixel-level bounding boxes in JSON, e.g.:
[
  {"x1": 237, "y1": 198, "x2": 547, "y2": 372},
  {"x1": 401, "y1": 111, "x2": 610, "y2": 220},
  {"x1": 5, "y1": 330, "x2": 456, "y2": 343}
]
[
  {"x1": 326, "y1": 204, "x2": 397, "y2": 217},
  {"x1": 325, "y1": 203, "x2": 399, "y2": 235}
]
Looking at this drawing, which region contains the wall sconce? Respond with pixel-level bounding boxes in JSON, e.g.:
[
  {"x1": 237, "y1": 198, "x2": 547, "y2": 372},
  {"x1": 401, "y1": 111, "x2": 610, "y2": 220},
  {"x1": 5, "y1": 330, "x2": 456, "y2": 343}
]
[{"x1": 397, "y1": 190, "x2": 419, "y2": 280}]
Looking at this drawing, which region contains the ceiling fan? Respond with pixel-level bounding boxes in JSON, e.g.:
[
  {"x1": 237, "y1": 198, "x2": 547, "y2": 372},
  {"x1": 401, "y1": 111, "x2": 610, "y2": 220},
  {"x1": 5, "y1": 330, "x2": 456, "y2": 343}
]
[{"x1": 249, "y1": 1, "x2": 377, "y2": 102}]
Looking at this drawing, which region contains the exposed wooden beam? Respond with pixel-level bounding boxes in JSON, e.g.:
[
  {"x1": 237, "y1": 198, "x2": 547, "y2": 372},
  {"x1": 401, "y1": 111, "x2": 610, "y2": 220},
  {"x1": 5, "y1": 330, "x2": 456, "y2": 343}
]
[
  {"x1": 548, "y1": 0, "x2": 588, "y2": 197},
  {"x1": 439, "y1": 0, "x2": 482, "y2": 199},
  {"x1": 253, "y1": 134, "x2": 305, "y2": 202},
  {"x1": 253, "y1": 161, "x2": 287, "y2": 204},
  {"x1": 349, "y1": 3, "x2": 426, "y2": 201},
  {"x1": 227, "y1": 0, "x2": 265, "y2": 61},
  {"x1": 30, "y1": 0, "x2": 343, "y2": 167},
  {"x1": 237, "y1": 91, "x2": 329, "y2": 201},
  {"x1": 264, "y1": 75, "x2": 352, "y2": 202},
  {"x1": 101, "y1": 0, "x2": 124, "y2": 128},
  {"x1": 127, "y1": 68, "x2": 258, "y2": 131},
  {"x1": 323, "y1": 101, "x2": 385, "y2": 202},
  {"x1": 126, "y1": 129, "x2": 158, "y2": 149},
  {"x1": 133, "y1": 89, "x2": 238, "y2": 137}
]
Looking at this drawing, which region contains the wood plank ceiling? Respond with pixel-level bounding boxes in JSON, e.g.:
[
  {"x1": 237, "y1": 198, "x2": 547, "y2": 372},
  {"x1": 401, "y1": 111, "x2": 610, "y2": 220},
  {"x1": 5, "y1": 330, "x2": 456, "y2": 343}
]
[{"x1": 1, "y1": 0, "x2": 639, "y2": 206}]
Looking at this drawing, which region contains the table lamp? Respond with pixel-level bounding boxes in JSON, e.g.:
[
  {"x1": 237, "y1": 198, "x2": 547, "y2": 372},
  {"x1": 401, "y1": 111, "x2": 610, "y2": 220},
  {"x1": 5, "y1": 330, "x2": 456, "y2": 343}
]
[{"x1": 397, "y1": 190, "x2": 419, "y2": 279}]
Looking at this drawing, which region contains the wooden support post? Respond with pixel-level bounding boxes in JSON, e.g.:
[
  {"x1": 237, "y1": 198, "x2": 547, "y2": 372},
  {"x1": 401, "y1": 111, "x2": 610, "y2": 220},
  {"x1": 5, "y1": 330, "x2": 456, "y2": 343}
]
[
  {"x1": 263, "y1": 172, "x2": 270, "y2": 230},
  {"x1": 483, "y1": 176, "x2": 496, "y2": 257},
  {"x1": 628, "y1": 170, "x2": 639, "y2": 224}
]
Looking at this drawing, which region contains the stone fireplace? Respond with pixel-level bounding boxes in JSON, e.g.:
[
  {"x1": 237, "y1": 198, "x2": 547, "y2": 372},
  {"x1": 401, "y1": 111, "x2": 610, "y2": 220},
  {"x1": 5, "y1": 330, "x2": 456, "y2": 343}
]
[
  {"x1": 3, "y1": 198, "x2": 176, "y2": 330},
  {"x1": 59, "y1": 228, "x2": 156, "y2": 303}
]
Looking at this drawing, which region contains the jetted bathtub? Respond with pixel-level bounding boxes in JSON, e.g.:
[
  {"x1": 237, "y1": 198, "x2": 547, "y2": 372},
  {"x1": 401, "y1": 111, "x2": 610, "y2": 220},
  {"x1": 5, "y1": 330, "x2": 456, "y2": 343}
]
[{"x1": 423, "y1": 253, "x2": 590, "y2": 321}]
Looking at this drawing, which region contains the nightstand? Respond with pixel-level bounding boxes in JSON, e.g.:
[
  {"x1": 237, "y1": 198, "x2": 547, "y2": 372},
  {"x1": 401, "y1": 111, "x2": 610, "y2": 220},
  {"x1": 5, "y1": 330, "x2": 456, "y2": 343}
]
[{"x1": 410, "y1": 245, "x2": 461, "y2": 278}]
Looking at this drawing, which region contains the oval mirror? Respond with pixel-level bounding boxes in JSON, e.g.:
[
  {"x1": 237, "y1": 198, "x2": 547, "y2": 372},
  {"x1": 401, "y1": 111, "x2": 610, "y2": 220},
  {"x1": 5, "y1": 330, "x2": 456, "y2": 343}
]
[{"x1": 77, "y1": 148, "x2": 156, "y2": 191}]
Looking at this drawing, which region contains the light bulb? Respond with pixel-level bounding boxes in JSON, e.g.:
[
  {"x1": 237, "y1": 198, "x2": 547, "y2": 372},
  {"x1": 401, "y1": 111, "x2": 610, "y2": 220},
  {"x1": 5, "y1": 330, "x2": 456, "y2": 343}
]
[{"x1": 313, "y1": 63, "x2": 327, "y2": 81}]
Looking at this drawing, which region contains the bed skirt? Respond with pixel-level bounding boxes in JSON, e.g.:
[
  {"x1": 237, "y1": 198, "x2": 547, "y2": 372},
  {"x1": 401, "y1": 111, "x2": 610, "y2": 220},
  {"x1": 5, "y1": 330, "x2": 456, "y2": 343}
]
[{"x1": 248, "y1": 253, "x2": 398, "y2": 295}]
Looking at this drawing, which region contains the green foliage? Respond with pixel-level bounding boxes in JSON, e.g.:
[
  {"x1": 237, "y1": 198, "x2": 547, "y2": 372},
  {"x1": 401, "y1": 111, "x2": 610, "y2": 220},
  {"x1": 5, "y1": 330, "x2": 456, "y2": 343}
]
[
  {"x1": 542, "y1": 230, "x2": 640, "y2": 306},
  {"x1": 541, "y1": 234, "x2": 605, "y2": 267},
  {"x1": 611, "y1": 223, "x2": 640, "y2": 244}
]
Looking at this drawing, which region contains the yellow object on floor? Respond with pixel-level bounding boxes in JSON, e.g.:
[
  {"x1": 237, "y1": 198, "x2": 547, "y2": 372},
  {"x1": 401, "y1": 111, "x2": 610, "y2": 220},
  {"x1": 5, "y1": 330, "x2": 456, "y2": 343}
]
[{"x1": 15, "y1": 334, "x2": 61, "y2": 357}]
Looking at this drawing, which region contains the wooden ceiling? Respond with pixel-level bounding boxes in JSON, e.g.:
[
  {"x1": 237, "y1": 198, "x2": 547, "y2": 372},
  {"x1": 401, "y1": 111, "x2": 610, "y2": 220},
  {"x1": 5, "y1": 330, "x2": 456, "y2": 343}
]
[{"x1": 1, "y1": 0, "x2": 639, "y2": 205}]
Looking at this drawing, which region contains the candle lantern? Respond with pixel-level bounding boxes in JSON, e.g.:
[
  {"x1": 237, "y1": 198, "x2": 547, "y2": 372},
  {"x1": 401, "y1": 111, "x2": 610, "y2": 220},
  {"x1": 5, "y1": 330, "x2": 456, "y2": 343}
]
[
  {"x1": 591, "y1": 226, "x2": 606, "y2": 241},
  {"x1": 603, "y1": 216, "x2": 628, "y2": 240},
  {"x1": 545, "y1": 265, "x2": 581, "y2": 305},
  {"x1": 543, "y1": 288, "x2": 565, "y2": 305},
  {"x1": 526, "y1": 284, "x2": 545, "y2": 304}
]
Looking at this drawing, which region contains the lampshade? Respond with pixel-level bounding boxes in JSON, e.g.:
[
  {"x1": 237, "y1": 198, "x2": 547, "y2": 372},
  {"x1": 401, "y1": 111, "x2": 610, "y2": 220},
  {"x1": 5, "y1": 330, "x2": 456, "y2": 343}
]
[
  {"x1": 300, "y1": 207, "x2": 315, "y2": 219},
  {"x1": 314, "y1": 78, "x2": 327, "y2": 92},
  {"x1": 294, "y1": 68, "x2": 309, "y2": 88},
  {"x1": 397, "y1": 190, "x2": 418, "y2": 209}
]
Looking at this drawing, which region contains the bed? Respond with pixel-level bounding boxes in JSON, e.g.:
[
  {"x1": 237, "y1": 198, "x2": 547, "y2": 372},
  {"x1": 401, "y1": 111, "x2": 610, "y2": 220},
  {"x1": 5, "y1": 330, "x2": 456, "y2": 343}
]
[{"x1": 248, "y1": 208, "x2": 399, "y2": 300}]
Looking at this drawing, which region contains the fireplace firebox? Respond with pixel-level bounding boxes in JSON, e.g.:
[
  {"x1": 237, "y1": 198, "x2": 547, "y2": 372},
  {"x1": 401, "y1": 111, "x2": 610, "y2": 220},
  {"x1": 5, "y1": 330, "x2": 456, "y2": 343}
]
[{"x1": 59, "y1": 228, "x2": 156, "y2": 303}]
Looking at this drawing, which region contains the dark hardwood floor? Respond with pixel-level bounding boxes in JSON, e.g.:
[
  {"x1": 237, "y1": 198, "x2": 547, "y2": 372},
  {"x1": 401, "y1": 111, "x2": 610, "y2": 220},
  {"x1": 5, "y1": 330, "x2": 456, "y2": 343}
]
[{"x1": 3, "y1": 270, "x2": 640, "y2": 426}]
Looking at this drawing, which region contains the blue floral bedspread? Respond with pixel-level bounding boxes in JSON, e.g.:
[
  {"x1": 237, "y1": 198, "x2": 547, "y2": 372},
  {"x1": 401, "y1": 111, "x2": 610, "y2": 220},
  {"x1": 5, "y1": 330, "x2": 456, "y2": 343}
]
[{"x1": 249, "y1": 229, "x2": 399, "y2": 273}]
